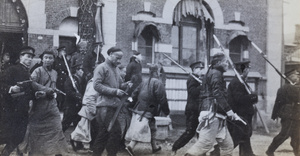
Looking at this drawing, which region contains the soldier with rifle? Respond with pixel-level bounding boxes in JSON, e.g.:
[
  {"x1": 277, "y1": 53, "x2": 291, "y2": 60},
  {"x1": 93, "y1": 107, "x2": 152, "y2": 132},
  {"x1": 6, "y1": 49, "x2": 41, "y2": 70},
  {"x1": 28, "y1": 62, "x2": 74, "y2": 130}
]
[
  {"x1": 0, "y1": 46, "x2": 36, "y2": 156},
  {"x1": 172, "y1": 61, "x2": 205, "y2": 153},
  {"x1": 266, "y1": 69, "x2": 300, "y2": 156},
  {"x1": 227, "y1": 60, "x2": 258, "y2": 156}
]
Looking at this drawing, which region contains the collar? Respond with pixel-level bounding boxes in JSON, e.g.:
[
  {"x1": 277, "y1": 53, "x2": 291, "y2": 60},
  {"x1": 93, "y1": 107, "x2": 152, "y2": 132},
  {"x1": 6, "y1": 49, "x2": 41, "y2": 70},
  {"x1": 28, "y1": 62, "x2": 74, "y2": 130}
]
[
  {"x1": 20, "y1": 62, "x2": 29, "y2": 69},
  {"x1": 106, "y1": 59, "x2": 117, "y2": 67}
]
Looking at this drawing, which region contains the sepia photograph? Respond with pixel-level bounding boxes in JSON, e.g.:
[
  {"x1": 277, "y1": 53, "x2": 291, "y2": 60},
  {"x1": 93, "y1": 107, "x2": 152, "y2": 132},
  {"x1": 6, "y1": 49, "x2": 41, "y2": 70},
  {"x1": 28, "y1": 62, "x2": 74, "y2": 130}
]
[{"x1": 0, "y1": 0, "x2": 299, "y2": 155}]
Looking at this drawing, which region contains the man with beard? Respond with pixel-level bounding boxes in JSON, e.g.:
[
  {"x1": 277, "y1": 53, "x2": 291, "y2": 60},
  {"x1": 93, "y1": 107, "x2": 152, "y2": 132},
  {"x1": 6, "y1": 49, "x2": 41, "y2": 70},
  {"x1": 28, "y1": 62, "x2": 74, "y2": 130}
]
[{"x1": 0, "y1": 46, "x2": 35, "y2": 156}]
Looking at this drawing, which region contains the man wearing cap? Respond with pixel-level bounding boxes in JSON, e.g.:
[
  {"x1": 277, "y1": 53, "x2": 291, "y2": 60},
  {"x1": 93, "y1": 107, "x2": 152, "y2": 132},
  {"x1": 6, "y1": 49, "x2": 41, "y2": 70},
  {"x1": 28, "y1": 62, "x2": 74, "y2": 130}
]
[
  {"x1": 227, "y1": 60, "x2": 258, "y2": 156},
  {"x1": 266, "y1": 69, "x2": 300, "y2": 156},
  {"x1": 92, "y1": 47, "x2": 127, "y2": 156},
  {"x1": 172, "y1": 61, "x2": 205, "y2": 153},
  {"x1": 0, "y1": 46, "x2": 35, "y2": 156},
  {"x1": 53, "y1": 46, "x2": 69, "y2": 110},
  {"x1": 124, "y1": 50, "x2": 143, "y2": 95},
  {"x1": 186, "y1": 53, "x2": 241, "y2": 156},
  {"x1": 62, "y1": 62, "x2": 85, "y2": 133}
]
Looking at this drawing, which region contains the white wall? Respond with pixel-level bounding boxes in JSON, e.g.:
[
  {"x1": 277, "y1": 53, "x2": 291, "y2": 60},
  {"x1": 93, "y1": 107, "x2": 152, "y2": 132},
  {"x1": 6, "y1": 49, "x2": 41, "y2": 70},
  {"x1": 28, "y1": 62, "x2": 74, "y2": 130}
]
[{"x1": 266, "y1": 0, "x2": 283, "y2": 113}]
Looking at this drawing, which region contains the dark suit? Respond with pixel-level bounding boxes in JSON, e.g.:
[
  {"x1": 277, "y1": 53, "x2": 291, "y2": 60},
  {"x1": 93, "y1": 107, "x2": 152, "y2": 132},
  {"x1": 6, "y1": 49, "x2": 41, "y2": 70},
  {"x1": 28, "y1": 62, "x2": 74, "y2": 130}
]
[
  {"x1": 0, "y1": 63, "x2": 34, "y2": 155},
  {"x1": 227, "y1": 77, "x2": 257, "y2": 156},
  {"x1": 61, "y1": 75, "x2": 85, "y2": 132},
  {"x1": 172, "y1": 74, "x2": 203, "y2": 151}
]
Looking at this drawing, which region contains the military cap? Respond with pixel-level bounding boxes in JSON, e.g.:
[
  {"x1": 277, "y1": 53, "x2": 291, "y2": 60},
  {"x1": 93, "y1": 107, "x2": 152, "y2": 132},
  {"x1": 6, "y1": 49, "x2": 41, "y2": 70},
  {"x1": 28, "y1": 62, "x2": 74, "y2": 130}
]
[
  {"x1": 234, "y1": 60, "x2": 250, "y2": 72},
  {"x1": 190, "y1": 61, "x2": 204, "y2": 69},
  {"x1": 285, "y1": 69, "x2": 300, "y2": 77},
  {"x1": 19, "y1": 46, "x2": 35, "y2": 57}
]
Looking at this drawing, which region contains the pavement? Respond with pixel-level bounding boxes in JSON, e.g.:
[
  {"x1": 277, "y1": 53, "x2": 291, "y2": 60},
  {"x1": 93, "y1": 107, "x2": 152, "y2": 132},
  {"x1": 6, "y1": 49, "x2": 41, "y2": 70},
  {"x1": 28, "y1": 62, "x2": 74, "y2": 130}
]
[{"x1": 1, "y1": 124, "x2": 294, "y2": 156}]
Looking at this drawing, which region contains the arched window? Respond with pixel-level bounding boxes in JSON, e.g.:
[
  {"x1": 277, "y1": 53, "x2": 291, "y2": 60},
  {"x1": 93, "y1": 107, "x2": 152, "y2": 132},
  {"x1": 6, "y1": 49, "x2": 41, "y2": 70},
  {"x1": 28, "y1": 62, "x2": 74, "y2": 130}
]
[
  {"x1": 228, "y1": 35, "x2": 249, "y2": 62},
  {"x1": 171, "y1": 0, "x2": 214, "y2": 66},
  {"x1": 136, "y1": 23, "x2": 160, "y2": 66}
]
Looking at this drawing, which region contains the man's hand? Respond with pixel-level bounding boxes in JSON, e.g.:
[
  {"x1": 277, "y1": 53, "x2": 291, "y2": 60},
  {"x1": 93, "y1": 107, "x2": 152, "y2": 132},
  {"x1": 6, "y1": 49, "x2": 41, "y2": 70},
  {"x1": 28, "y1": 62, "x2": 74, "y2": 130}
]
[
  {"x1": 11, "y1": 85, "x2": 21, "y2": 93},
  {"x1": 116, "y1": 89, "x2": 127, "y2": 97},
  {"x1": 226, "y1": 110, "x2": 247, "y2": 125},
  {"x1": 35, "y1": 91, "x2": 46, "y2": 99}
]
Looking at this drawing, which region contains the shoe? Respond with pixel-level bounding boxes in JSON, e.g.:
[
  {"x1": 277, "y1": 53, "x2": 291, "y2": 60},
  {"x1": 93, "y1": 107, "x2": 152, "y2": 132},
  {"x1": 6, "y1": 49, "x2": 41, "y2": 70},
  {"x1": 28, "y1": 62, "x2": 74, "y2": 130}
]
[
  {"x1": 152, "y1": 146, "x2": 161, "y2": 153},
  {"x1": 125, "y1": 146, "x2": 135, "y2": 156},
  {"x1": 266, "y1": 151, "x2": 274, "y2": 156},
  {"x1": 171, "y1": 150, "x2": 177, "y2": 156},
  {"x1": 70, "y1": 137, "x2": 77, "y2": 152}
]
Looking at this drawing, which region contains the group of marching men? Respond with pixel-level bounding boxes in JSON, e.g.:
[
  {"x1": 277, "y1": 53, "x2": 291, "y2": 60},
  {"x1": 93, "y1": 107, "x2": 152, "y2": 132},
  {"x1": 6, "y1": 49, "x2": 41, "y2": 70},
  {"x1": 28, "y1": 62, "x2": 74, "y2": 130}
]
[{"x1": 0, "y1": 40, "x2": 299, "y2": 156}]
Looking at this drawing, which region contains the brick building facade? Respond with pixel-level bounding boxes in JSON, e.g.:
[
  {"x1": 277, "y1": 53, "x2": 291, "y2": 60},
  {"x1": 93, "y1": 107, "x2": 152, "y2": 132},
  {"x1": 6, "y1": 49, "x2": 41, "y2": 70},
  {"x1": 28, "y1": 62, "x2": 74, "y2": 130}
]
[{"x1": 0, "y1": 0, "x2": 285, "y2": 127}]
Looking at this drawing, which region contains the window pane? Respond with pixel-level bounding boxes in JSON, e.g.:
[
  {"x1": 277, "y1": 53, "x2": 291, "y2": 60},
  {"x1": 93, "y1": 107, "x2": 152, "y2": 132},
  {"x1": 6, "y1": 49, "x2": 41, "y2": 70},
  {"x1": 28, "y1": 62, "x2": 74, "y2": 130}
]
[
  {"x1": 172, "y1": 26, "x2": 179, "y2": 48},
  {"x1": 138, "y1": 35, "x2": 152, "y2": 66},
  {"x1": 182, "y1": 26, "x2": 197, "y2": 49},
  {"x1": 182, "y1": 48, "x2": 196, "y2": 66}
]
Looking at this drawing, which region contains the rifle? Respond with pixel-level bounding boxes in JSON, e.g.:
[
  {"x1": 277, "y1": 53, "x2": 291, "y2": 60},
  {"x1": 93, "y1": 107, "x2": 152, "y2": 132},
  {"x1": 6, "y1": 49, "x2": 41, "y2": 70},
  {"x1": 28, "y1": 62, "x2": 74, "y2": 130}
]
[
  {"x1": 62, "y1": 53, "x2": 79, "y2": 93},
  {"x1": 213, "y1": 35, "x2": 270, "y2": 133},
  {"x1": 162, "y1": 53, "x2": 202, "y2": 84},
  {"x1": 251, "y1": 42, "x2": 295, "y2": 85}
]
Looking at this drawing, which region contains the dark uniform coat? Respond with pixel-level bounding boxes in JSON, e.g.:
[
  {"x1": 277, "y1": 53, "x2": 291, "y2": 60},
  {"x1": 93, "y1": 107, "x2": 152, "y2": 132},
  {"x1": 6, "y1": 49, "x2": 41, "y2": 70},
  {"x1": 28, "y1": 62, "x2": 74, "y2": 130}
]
[
  {"x1": 0, "y1": 63, "x2": 34, "y2": 147},
  {"x1": 61, "y1": 74, "x2": 85, "y2": 132},
  {"x1": 53, "y1": 57, "x2": 69, "y2": 110},
  {"x1": 227, "y1": 77, "x2": 258, "y2": 155},
  {"x1": 267, "y1": 84, "x2": 300, "y2": 156},
  {"x1": 172, "y1": 74, "x2": 203, "y2": 151}
]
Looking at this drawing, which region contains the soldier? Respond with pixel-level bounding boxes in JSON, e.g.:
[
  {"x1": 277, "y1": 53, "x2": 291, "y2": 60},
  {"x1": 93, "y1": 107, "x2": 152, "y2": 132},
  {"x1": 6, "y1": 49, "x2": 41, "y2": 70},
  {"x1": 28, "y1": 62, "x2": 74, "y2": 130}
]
[
  {"x1": 92, "y1": 47, "x2": 127, "y2": 156},
  {"x1": 185, "y1": 53, "x2": 242, "y2": 156},
  {"x1": 266, "y1": 69, "x2": 300, "y2": 156},
  {"x1": 61, "y1": 62, "x2": 85, "y2": 132},
  {"x1": 227, "y1": 60, "x2": 258, "y2": 156},
  {"x1": 172, "y1": 61, "x2": 205, "y2": 153},
  {"x1": 53, "y1": 46, "x2": 68, "y2": 110},
  {"x1": 0, "y1": 46, "x2": 35, "y2": 156}
]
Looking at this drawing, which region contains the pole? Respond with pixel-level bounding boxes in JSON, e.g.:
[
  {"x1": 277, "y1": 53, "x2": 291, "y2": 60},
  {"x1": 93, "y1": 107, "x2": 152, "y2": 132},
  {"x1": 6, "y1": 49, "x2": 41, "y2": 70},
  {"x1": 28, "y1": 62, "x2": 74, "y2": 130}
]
[
  {"x1": 62, "y1": 53, "x2": 79, "y2": 93},
  {"x1": 251, "y1": 42, "x2": 295, "y2": 85},
  {"x1": 162, "y1": 53, "x2": 202, "y2": 84},
  {"x1": 213, "y1": 35, "x2": 270, "y2": 134}
]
